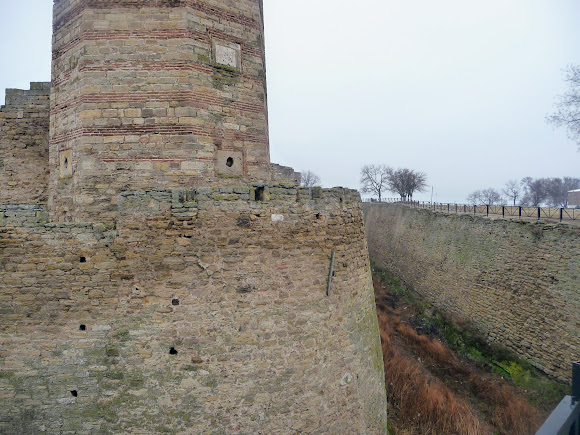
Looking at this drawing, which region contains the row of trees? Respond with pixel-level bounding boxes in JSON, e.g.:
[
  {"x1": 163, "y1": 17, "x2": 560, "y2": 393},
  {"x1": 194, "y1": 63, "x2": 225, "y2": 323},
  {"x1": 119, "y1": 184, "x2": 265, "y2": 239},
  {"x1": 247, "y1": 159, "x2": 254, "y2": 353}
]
[
  {"x1": 467, "y1": 177, "x2": 580, "y2": 207},
  {"x1": 360, "y1": 165, "x2": 427, "y2": 201}
]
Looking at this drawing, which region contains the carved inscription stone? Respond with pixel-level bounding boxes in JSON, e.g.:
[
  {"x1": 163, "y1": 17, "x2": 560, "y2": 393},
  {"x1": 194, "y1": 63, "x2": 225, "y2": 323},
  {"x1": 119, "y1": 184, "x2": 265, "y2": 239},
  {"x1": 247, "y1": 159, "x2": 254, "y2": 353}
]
[{"x1": 215, "y1": 42, "x2": 241, "y2": 70}]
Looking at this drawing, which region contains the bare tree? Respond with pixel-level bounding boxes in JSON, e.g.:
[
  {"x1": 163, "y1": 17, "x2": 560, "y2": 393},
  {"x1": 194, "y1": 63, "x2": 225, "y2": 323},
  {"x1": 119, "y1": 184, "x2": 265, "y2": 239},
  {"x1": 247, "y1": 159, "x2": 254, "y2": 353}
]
[
  {"x1": 386, "y1": 168, "x2": 428, "y2": 201},
  {"x1": 547, "y1": 65, "x2": 580, "y2": 150},
  {"x1": 502, "y1": 179, "x2": 521, "y2": 206},
  {"x1": 544, "y1": 177, "x2": 580, "y2": 207},
  {"x1": 521, "y1": 177, "x2": 547, "y2": 206},
  {"x1": 300, "y1": 170, "x2": 321, "y2": 187},
  {"x1": 467, "y1": 188, "x2": 501, "y2": 205},
  {"x1": 360, "y1": 164, "x2": 389, "y2": 201},
  {"x1": 480, "y1": 188, "x2": 501, "y2": 205},
  {"x1": 466, "y1": 190, "x2": 482, "y2": 204}
]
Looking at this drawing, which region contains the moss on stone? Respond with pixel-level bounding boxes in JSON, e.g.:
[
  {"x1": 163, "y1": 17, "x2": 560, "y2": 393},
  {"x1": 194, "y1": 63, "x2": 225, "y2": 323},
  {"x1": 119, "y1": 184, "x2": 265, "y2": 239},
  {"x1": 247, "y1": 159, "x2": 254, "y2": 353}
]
[
  {"x1": 198, "y1": 54, "x2": 210, "y2": 64},
  {"x1": 113, "y1": 330, "x2": 130, "y2": 341},
  {"x1": 105, "y1": 371, "x2": 124, "y2": 380},
  {"x1": 128, "y1": 375, "x2": 144, "y2": 388},
  {"x1": 212, "y1": 74, "x2": 240, "y2": 90},
  {"x1": 105, "y1": 345, "x2": 119, "y2": 357}
]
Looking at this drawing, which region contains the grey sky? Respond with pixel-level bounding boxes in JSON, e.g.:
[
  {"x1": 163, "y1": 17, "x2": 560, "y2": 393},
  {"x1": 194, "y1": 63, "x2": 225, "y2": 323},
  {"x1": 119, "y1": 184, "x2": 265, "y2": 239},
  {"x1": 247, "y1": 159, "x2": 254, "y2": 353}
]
[{"x1": 1, "y1": 0, "x2": 578, "y2": 202}]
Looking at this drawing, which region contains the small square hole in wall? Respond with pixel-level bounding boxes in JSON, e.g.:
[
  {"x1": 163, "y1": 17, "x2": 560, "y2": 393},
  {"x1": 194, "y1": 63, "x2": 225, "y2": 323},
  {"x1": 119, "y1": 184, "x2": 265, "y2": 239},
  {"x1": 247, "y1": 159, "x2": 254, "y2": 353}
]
[
  {"x1": 59, "y1": 149, "x2": 73, "y2": 179},
  {"x1": 255, "y1": 186, "x2": 265, "y2": 201}
]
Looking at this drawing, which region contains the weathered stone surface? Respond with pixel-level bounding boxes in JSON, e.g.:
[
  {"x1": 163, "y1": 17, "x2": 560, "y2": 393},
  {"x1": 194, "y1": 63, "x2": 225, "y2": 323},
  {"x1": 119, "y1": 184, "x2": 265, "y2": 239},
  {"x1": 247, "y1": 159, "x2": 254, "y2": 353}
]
[
  {"x1": 364, "y1": 203, "x2": 580, "y2": 382},
  {"x1": 0, "y1": 83, "x2": 50, "y2": 204},
  {"x1": 49, "y1": 0, "x2": 273, "y2": 222},
  {"x1": 0, "y1": 187, "x2": 388, "y2": 433},
  {"x1": 271, "y1": 163, "x2": 301, "y2": 185},
  {"x1": 0, "y1": 3, "x2": 388, "y2": 432}
]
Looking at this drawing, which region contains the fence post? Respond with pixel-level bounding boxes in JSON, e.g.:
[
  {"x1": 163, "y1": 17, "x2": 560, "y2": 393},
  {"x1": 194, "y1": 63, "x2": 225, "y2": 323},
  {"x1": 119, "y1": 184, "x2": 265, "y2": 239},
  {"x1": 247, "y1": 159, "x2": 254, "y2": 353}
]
[
  {"x1": 502, "y1": 206, "x2": 505, "y2": 218},
  {"x1": 538, "y1": 207, "x2": 540, "y2": 220},
  {"x1": 519, "y1": 206, "x2": 522, "y2": 219},
  {"x1": 487, "y1": 205, "x2": 489, "y2": 216},
  {"x1": 448, "y1": 204, "x2": 450, "y2": 213},
  {"x1": 560, "y1": 208, "x2": 563, "y2": 222}
]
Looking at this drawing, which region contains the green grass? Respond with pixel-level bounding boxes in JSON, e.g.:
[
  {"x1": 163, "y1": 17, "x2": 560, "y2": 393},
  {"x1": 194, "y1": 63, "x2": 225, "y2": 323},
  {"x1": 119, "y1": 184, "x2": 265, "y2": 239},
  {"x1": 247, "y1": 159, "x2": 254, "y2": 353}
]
[{"x1": 371, "y1": 261, "x2": 568, "y2": 410}]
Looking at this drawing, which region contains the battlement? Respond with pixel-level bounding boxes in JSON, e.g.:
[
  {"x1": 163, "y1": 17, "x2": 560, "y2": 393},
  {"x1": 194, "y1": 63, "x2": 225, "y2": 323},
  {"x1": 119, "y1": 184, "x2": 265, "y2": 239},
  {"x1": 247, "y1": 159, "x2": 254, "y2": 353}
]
[
  {"x1": 0, "y1": 83, "x2": 50, "y2": 205},
  {"x1": 1, "y1": 82, "x2": 51, "y2": 109},
  {"x1": 271, "y1": 163, "x2": 302, "y2": 185}
]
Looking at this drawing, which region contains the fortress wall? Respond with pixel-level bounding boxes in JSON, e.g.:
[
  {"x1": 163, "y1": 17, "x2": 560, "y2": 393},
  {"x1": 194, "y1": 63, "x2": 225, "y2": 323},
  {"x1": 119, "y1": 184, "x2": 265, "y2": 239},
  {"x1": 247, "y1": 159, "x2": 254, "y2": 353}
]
[
  {"x1": 49, "y1": 0, "x2": 272, "y2": 222},
  {"x1": 0, "y1": 186, "x2": 388, "y2": 434},
  {"x1": 271, "y1": 163, "x2": 301, "y2": 185},
  {"x1": 0, "y1": 83, "x2": 51, "y2": 205},
  {"x1": 363, "y1": 203, "x2": 580, "y2": 381}
]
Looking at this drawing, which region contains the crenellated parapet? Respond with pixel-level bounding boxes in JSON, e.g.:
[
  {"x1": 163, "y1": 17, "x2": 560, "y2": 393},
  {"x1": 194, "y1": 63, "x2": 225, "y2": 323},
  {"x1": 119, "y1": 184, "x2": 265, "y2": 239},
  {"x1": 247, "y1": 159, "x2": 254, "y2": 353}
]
[{"x1": 0, "y1": 83, "x2": 51, "y2": 204}]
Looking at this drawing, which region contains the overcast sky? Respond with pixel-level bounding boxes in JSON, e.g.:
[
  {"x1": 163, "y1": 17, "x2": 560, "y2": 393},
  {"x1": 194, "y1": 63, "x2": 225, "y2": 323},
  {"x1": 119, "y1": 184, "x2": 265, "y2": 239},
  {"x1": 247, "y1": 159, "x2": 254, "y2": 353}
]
[{"x1": 1, "y1": 1, "x2": 578, "y2": 202}]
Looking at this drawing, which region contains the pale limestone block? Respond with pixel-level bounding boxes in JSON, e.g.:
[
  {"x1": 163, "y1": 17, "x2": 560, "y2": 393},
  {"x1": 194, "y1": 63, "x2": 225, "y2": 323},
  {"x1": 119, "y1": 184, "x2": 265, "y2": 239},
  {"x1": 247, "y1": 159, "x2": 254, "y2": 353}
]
[
  {"x1": 136, "y1": 161, "x2": 154, "y2": 171},
  {"x1": 181, "y1": 161, "x2": 203, "y2": 174},
  {"x1": 79, "y1": 109, "x2": 102, "y2": 119},
  {"x1": 223, "y1": 123, "x2": 240, "y2": 131},
  {"x1": 75, "y1": 194, "x2": 95, "y2": 206},
  {"x1": 124, "y1": 108, "x2": 141, "y2": 118}
]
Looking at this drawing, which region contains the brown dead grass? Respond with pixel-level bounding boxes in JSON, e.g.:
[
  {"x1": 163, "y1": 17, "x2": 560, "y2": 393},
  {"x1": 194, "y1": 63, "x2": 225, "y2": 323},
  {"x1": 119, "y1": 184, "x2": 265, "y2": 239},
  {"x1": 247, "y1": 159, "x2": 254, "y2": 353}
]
[
  {"x1": 469, "y1": 375, "x2": 540, "y2": 435},
  {"x1": 378, "y1": 312, "x2": 482, "y2": 435},
  {"x1": 375, "y1": 279, "x2": 541, "y2": 435}
]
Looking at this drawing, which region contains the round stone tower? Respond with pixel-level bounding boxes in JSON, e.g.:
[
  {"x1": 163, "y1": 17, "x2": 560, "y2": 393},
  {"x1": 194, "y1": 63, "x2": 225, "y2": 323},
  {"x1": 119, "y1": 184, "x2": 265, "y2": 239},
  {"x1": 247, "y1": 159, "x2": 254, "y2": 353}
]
[{"x1": 49, "y1": 0, "x2": 271, "y2": 222}]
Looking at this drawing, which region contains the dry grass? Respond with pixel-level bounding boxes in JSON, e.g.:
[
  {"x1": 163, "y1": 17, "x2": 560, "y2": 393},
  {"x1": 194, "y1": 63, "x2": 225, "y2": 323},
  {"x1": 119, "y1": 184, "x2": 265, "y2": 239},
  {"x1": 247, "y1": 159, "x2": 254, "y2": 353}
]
[
  {"x1": 393, "y1": 319, "x2": 469, "y2": 376},
  {"x1": 378, "y1": 312, "x2": 482, "y2": 435},
  {"x1": 469, "y1": 375, "x2": 540, "y2": 435},
  {"x1": 375, "y1": 284, "x2": 542, "y2": 435}
]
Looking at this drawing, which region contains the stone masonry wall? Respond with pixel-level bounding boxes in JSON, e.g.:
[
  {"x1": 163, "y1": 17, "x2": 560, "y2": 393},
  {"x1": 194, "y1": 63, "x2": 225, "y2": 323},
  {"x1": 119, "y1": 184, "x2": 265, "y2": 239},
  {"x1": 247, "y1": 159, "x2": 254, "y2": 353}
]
[
  {"x1": 363, "y1": 203, "x2": 580, "y2": 381},
  {"x1": 0, "y1": 186, "x2": 388, "y2": 434},
  {"x1": 0, "y1": 83, "x2": 51, "y2": 204},
  {"x1": 49, "y1": 0, "x2": 272, "y2": 222},
  {"x1": 271, "y1": 163, "x2": 301, "y2": 185}
]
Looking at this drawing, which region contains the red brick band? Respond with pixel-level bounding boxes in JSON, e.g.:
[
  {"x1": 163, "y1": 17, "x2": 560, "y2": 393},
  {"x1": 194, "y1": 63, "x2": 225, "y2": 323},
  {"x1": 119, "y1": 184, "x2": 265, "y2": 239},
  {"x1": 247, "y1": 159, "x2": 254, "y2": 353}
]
[
  {"x1": 97, "y1": 156, "x2": 265, "y2": 166},
  {"x1": 51, "y1": 91, "x2": 266, "y2": 117},
  {"x1": 51, "y1": 59, "x2": 265, "y2": 96},
  {"x1": 52, "y1": 28, "x2": 262, "y2": 61},
  {"x1": 101, "y1": 156, "x2": 194, "y2": 162},
  {"x1": 50, "y1": 125, "x2": 268, "y2": 145},
  {"x1": 54, "y1": 0, "x2": 261, "y2": 33}
]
